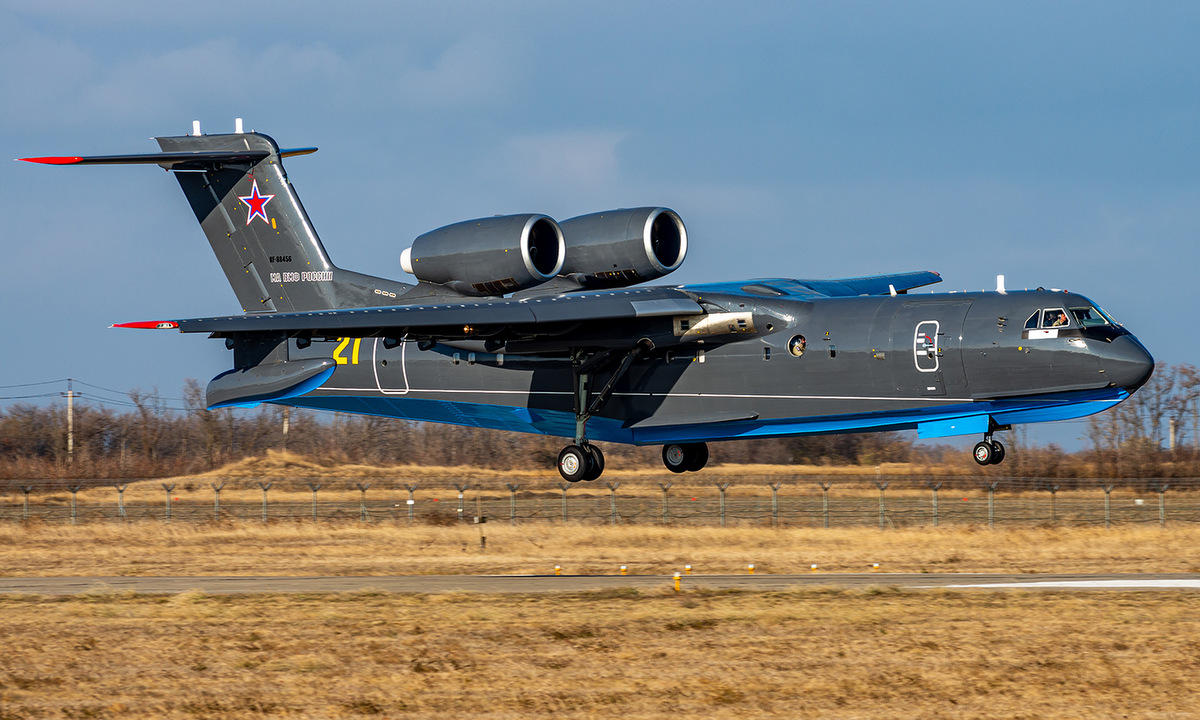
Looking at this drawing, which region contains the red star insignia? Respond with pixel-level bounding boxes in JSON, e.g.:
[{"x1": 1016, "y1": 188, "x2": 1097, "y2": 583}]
[{"x1": 238, "y1": 179, "x2": 275, "y2": 225}]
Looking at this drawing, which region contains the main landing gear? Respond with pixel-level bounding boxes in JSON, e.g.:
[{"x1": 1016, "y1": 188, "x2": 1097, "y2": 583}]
[
  {"x1": 972, "y1": 434, "x2": 1006, "y2": 466},
  {"x1": 662, "y1": 442, "x2": 709, "y2": 473},
  {"x1": 557, "y1": 342, "x2": 649, "y2": 483}
]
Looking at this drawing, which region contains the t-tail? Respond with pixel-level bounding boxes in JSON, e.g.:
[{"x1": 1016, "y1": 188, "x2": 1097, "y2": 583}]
[{"x1": 21, "y1": 121, "x2": 411, "y2": 313}]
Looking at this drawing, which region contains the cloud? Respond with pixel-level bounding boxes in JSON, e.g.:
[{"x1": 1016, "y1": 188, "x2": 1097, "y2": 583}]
[
  {"x1": 392, "y1": 34, "x2": 515, "y2": 108},
  {"x1": 498, "y1": 130, "x2": 627, "y2": 193}
]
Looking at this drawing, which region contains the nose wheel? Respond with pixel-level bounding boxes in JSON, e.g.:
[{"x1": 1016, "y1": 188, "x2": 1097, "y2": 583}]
[{"x1": 972, "y1": 437, "x2": 1006, "y2": 466}]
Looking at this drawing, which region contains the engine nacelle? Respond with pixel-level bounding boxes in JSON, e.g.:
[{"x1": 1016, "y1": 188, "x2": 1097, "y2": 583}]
[
  {"x1": 400, "y1": 214, "x2": 565, "y2": 296},
  {"x1": 558, "y1": 207, "x2": 687, "y2": 288}
]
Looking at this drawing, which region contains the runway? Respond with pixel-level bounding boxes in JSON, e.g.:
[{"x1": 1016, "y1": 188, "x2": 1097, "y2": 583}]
[{"x1": 2, "y1": 573, "x2": 1199, "y2": 595}]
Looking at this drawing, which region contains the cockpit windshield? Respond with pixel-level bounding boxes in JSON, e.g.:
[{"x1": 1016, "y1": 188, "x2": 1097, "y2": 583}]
[{"x1": 1070, "y1": 306, "x2": 1113, "y2": 328}]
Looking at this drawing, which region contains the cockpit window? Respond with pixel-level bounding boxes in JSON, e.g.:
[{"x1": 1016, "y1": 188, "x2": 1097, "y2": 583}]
[
  {"x1": 1070, "y1": 306, "x2": 1111, "y2": 327},
  {"x1": 1024, "y1": 311, "x2": 1041, "y2": 329},
  {"x1": 1041, "y1": 309, "x2": 1069, "y2": 328}
]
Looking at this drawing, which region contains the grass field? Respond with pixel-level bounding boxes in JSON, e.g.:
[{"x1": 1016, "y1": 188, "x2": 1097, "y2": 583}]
[
  {"x1": 2, "y1": 587, "x2": 1198, "y2": 719},
  {"x1": 3, "y1": 523, "x2": 1200, "y2": 577},
  {"x1": 4, "y1": 522, "x2": 1199, "y2": 718}
]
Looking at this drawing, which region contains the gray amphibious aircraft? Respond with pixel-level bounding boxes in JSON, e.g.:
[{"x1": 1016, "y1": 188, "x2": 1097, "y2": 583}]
[{"x1": 23, "y1": 122, "x2": 1154, "y2": 481}]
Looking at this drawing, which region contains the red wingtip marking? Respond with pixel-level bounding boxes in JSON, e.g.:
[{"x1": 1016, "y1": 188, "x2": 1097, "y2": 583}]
[
  {"x1": 19, "y1": 156, "x2": 83, "y2": 165},
  {"x1": 112, "y1": 320, "x2": 179, "y2": 330}
]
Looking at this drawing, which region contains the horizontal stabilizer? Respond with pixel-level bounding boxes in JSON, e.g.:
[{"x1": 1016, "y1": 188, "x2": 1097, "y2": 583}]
[{"x1": 19, "y1": 147, "x2": 316, "y2": 171}]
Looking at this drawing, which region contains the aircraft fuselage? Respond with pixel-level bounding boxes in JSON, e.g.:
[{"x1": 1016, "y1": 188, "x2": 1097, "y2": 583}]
[{"x1": 286, "y1": 287, "x2": 1152, "y2": 445}]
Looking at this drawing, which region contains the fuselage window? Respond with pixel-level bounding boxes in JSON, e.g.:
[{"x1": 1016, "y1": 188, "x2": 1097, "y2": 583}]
[
  {"x1": 1070, "y1": 306, "x2": 1111, "y2": 327},
  {"x1": 1041, "y1": 308, "x2": 1069, "y2": 328},
  {"x1": 1024, "y1": 311, "x2": 1041, "y2": 329}
]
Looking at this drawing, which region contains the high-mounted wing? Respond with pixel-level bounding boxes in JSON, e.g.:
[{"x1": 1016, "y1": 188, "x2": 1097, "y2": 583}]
[
  {"x1": 682, "y1": 271, "x2": 941, "y2": 299},
  {"x1": 115, "y1": 286, "x2": 704, "y2": 341}
]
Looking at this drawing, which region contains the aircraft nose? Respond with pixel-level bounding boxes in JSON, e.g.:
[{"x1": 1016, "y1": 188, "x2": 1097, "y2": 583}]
[{"x1": 1098, "y1": 334, "x2": 1154, "y2": 391}]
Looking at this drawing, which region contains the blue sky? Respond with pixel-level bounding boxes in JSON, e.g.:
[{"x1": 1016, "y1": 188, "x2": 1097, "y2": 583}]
[{"x1": 2, "y1": 1, "x2": 1197, "y2": 447}]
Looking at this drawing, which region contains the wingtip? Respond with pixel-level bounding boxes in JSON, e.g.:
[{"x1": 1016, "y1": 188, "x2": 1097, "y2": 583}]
[
  {"x1": 112, "y1": 320, "x2": 179, "y2": 330},
  {"x1": 19, "y1": 156, "x2": 83, "y2": 165}
]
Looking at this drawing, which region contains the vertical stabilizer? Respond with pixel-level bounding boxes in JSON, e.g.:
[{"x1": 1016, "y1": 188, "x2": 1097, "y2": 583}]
[{"x1": 159, "y1": 132, "x2": 343, "y2": 313}]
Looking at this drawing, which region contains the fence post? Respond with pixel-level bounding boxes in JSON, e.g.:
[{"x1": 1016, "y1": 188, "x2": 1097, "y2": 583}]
[
  {"x1": 356, "y1": 483, "x2": 371, "y2": 523},
  {"x1": 21, "y1": 486, "x2": 32, "y2": 521},
  {"x1": 210, "y1": 482, "x2": 224, "y2": 521},
  {"x1": 658, "y1": 482, "x2": 672, "y2": 525},
  {"x1": 986, "y1": 482, "x2": 999, "y2": 529},
  {"x1": 874, "y1": 481, "x2": 889, "y2": 530},
  {"x1": 1103, "y1": 484, "x2": 1116, "y2": 529},
  {"x1": 405, "y1": 484, "x2": 419, "y2": 525},
  {"x1": 557, "y1": 482, "x2": 570, "y2": 523},
  {"x1": 162, "y1": 483, "x2": 176, "y2": 523},
  {"x1": 306, "y1": 483, "x2": 322, "y2": 521},
  {"x1": 1048, "y1": 483, "x2": 1059, "y2": 524},
  {"x1": 1156, "y1": 483, "x2": 1169, "y2": 526},
  {"x1": 258, "y1": 482, "x2": 273, "y2": 524},
  {"x1": 605, "y1": 481, "x2": 621, "y2": 525},
  {"x1": 927, "y1": 481, "x2": 942, "y2": 527},
  {"x1": 68, "y1": 485, "x2": 82, "y2": 525},
  {"x1": 769, "y1": 483, "x2": 783, "y2": 527},
  {"x1": 506, "y1": 483, "x2": 520, "y2": 525},
  {"x1": 817, "y1": 482, "x2": 833, "y2": 528},
  {"x1": 716, "y1": 483, "x2": 732, "y2": 527},
  {"x1": 455, "y1": 483, "x2": 471, "y2": 524},
  {"x1": 115, "y1": 484, "x2": 127, "y2": 522}
]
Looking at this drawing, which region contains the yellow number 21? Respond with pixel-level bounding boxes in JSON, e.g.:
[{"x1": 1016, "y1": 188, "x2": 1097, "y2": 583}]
[{"x1": 333, "y1": 337, "x2": 362, "y2": 365}]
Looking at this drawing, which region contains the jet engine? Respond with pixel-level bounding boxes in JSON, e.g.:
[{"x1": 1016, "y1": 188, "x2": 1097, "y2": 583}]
[
  {"x1": 558, "y1": 207, "x2": 687, "y2": 288},
  {"x1": 400, "y1": 214, "x2": 565, "y2": 296}
]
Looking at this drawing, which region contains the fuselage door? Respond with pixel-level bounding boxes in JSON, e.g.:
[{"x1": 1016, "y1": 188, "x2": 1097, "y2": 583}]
[
  {"x1": 913, "y1": 321, "x2": 940, "y2": 373},
  {"x1": 889, "y1": 301, "x2": 972, "y2": 398}
]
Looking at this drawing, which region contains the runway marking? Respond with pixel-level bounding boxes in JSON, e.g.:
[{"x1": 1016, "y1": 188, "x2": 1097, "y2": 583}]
[
  {"x1": 2, "y1": 574, "x2": 1199, "y2": 596},
  {"x1": 937, "y1": 579, "x2": 1200, "y2": 590}
]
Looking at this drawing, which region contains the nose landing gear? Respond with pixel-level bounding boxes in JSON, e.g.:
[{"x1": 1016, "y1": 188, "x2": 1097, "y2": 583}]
[{"x1": 972, "y1": 434, "x2": 1006, "y2": 466}]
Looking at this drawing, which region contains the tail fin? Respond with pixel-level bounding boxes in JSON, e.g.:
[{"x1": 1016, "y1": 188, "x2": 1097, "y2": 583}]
[{"x1": 22, "y1": 128, "x2": 411, "y2": 312}]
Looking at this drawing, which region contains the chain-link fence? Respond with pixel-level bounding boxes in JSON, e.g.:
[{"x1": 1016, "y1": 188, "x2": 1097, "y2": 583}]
[{"x1": 3, "y1": 476, "x2": 1198, "y2": 528}]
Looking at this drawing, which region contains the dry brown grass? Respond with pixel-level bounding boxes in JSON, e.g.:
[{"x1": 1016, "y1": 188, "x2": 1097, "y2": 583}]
[
  {"x1": 3, "y1": 523, "x2": 1199, "y2": 577},
  {"x1": 2, "y1": 587, "x2": 1198, "y2": 719},
  {"x1": 165, "y1": 449, "x2": 995, "y2": 483}
]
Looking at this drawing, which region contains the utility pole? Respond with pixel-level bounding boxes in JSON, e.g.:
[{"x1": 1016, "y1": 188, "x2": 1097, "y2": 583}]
[{"x1": 64, "y1": 378, "x2": 75, "y2": 464}]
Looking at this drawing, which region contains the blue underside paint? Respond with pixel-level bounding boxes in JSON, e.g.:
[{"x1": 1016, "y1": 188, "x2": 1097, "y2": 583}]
[{"x1": 274, "y1": 386, "x2": 1129, "y2": 445}]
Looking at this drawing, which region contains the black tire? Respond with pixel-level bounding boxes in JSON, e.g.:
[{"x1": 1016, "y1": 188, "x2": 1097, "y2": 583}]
[
  {"x1": 558, "y1": 445, "x2": 590, "y2": 482},
  {"x1": 972, "y1": 441, "x2": 993, "y2": 466},
  {"x1": 989, "y1": 440, "x2": 1006, "y2": 465},
  {"x1": 662, "y1": 444, "x2": 689, "y2": 473},
  {"x1": 685, "y1": 442, "x2": 709, "y2": 472},
  {"x1": 583, "y1": 445, "x2": 605, "y2": 481}
]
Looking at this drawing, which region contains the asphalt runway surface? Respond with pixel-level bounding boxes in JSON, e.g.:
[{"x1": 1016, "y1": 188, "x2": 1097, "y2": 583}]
[{"x1": 2, "y1": 573, "x2": 1199, "y2": 595}]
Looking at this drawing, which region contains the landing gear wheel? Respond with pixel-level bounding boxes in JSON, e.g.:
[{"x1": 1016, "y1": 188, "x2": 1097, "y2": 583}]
[
  {"x1": 685, "y1": 442, "x2": 709, "y2": 472},
  {"x1": 583, "y1": 445, "x2": 605, "y2": 481},
  {"x1": 972, "y1": 441, "x2": 993, "y2": 466},
  {"x1": 663, "y1": 444, "x2": 689, "y2": 473},
  {"x1": 989, "y1": 440, "x2": 1005, "y2": 465},
  {"x1": 558, "y1": 445, "x2": 590, "y2": 482}
]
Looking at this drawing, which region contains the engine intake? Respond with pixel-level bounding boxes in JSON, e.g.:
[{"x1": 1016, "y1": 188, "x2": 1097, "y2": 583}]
[
  {"x1": 401, "y1": 214, "x2": 565, "y2": 296},
  {"x1": 559, "y1": 207, "x2": 687, "y2": 288}
]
